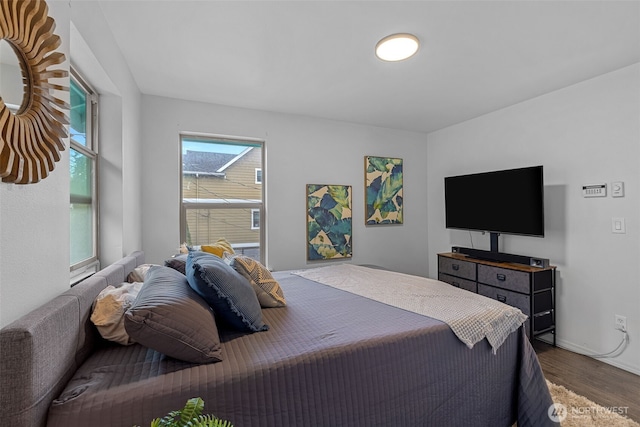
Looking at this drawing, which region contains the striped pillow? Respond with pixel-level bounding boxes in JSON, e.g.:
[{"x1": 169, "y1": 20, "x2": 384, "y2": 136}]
[
  {"x1": 231, "y1": 255, "x2": 286, "y2": 308},
  {"x1": 187, "y1": 251, "x2": 268, "y2": 332}
]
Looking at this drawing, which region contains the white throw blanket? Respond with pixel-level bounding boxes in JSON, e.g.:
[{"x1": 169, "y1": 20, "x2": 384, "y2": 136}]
[{"x1": 293, "y1": 264, "x2": 527, "y2": 353}]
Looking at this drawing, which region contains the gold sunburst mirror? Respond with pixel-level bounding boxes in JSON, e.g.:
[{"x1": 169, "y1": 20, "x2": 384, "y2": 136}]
[{"x1": 0, "y1": 0, "x2": 69, "y2": 184}]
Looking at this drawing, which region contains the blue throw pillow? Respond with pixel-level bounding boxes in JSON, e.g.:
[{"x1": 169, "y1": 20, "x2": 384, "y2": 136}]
[{"x1": 186, "y1": 251, "x2": 268, "y2": 332}]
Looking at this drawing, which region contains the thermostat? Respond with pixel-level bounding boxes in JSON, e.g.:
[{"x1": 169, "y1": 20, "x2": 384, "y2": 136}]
[
  {"x1": 582, "y1": 184, "x2": 606, "y2": 198},
  {"x1": 612, "y1": 181, "x2": 624, "y2": 198}
]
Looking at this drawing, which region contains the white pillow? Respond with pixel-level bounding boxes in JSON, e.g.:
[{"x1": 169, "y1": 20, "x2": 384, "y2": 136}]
[{"x1": 91, "y1": 282, "x2": 143, "y2": 345}]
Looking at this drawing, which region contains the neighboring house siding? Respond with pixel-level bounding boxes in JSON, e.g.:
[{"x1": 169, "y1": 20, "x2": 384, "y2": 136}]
[
  {"x1": 185, "y1": 208, "x2": 258, "y2": 245},
  {"x1": 183, "y1": 148, "x2": 261, "y2": 246},
  {"x1": 219, "y1": 148, "x2": 262, "y2": 201}
]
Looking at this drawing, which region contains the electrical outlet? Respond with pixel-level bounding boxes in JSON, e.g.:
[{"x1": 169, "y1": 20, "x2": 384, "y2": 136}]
[{"x1": 615, "y1": 315, "x2": 627, "y2": 332}]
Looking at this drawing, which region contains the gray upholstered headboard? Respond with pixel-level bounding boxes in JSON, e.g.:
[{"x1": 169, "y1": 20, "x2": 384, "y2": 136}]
[{"x1": 0, "y1": 251, "x2": 145, "y2": 427}]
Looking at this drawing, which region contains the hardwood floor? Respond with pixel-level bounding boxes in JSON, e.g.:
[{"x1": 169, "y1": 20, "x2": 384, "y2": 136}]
[{"x1": 533, "y1": 340, "x2": 640, "y2": 423}]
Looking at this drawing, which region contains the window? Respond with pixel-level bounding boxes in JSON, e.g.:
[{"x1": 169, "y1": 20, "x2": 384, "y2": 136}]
[
  {"x1": 70, "y1": 69, "x2": 98, "y2": 278},
  {"x1": 181, "y1": 134, "x2": 264, "y2": 262},
  {"x1": 251, "y1": 209, "x2": 260, "y2": 230}
]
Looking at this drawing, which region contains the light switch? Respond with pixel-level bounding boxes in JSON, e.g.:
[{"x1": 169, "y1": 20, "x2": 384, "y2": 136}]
[
  {"x1": 612, "y1": 217, "x2": 626, "y2": 234},
  {"x1": 612, "y1": 181, "x2": 625, "y2": 197}
]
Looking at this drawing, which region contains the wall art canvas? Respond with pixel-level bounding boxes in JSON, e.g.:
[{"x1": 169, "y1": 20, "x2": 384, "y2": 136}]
[
  {"x1": 307, "y1": 184, "x2": 352, "y2": 260},
  {"x1": 365, "y1": 156, "x2": 403, "y2": 225}
]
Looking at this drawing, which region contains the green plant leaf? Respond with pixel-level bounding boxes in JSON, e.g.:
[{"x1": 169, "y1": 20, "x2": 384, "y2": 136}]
[
  {"x1": 135, "y1": 397, "x2": 235, "y2": 427},
  {"x1": 180, "y1": 397, "x2": 204, "y2": 425}
]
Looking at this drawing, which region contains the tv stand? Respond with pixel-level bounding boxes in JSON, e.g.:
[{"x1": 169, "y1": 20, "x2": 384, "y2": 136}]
[{"x1": 438, "y1": 252, "x2": 556, "y2": 345}]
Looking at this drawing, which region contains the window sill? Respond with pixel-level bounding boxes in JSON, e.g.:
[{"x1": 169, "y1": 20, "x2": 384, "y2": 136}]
[{"x1": 70, "y1": 260, "x2": 100, "y2": 286}]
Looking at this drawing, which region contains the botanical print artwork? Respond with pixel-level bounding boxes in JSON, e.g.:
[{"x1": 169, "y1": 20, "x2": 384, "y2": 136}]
[
  {"x1": 365, "y1": 156, "x2": 403, "y2": 224},
  {"x1": 307, "y1": 184, "x2": 352, "y2": 260}
]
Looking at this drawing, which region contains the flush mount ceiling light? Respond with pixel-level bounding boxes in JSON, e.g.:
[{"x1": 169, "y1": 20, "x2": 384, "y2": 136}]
[{"x1": 375, "y1": 33, "x2": 419, "y2": 62}]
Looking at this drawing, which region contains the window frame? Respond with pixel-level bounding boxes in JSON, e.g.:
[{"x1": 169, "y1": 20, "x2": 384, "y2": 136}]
[
  {"x1": 251, "y1": 208, "x2": 260, "y2": 230},
  {"x1": 69, "y1": 67, "x2": 100, "y2": 277},
  {"x1": 179, "y1": 132, "x2": 265, "y2": 263}
]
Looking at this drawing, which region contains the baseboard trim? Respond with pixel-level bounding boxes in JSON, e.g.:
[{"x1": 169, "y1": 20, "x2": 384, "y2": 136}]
[{"x1": 554, "y1": 338, "x2": 640, "y2": 376}]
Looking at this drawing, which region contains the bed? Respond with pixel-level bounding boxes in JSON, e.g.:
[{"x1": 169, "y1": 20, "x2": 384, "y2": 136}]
[{"x1": 1, "y1": 251, "x2": 555, "y2": 427}]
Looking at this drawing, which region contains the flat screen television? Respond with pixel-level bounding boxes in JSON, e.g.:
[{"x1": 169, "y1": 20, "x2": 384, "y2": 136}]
[{"x1": 444, "y1": 165, "x2": 544, "y2": 251}]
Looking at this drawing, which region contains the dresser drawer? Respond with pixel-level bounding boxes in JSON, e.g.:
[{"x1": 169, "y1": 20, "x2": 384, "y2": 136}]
[
  {"x1": 478, "y1": 284, "x2": 530, "y2": 316},
  {"x1": 533, "y1": 310, "x2": 554, "y2": 332},
  {"x1": 532, "y1": 269, "x2": 555, "y2": 292},
  {"x1": 438, "y1": 256, "x2": 476, "y2": 281},
  {"x1": 478, "y1": 264, "x2": 530, "y2": 293},
  {"x1": 534, "y1": 289, "x2": 553, "y2": 314},
  {"x1": 439, "y1": 273, "x2": 477, "y2": 293}
]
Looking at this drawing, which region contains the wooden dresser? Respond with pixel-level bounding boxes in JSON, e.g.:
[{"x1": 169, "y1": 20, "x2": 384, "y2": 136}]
[{"x1": 438, "y1": 252, "x2": 556, "y2": 345}]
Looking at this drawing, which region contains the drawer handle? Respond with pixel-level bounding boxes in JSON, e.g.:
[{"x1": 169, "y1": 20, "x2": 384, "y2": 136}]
[
  {"x1": 496, "y1": 273, "x2": 506, "y2": 281},
  {"x1": 497, "y1": 294, "x2": 507, "y2": 303},
  {"x1": 452, "y1": 264, "x2": 460, "y2": 271},
  {"x1": 452, "y1": 282, "x2": 460, "y2": 288}
]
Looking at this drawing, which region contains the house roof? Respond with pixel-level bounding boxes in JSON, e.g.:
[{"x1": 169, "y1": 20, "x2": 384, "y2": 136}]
[
  {"x1": 182, "y1": 151, "x2": 236, "y2": 175},
  {"x1": 217, "y1": 147, "x2": 254, "y2": 172},
  {"x1": 183, "y1": 148, "x2": 255, "y2": 175}
]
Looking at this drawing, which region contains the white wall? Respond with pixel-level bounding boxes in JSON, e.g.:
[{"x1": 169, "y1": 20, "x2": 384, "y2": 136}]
[
  {"x1": 70, "y1": 1, "x2": 143, "y2": 266},
  {"x1": 0, "y1": 1, "x2": 144, "y2": 328},
  {"x1": 426, "y1": 64, "x2": 640, "y2": 374},
  {"x1": 141, "y1": 95, "x2": 430, "y2": 276},
  {"x1": 0, "y1": 2, "x2": 71, "y2": 327}
]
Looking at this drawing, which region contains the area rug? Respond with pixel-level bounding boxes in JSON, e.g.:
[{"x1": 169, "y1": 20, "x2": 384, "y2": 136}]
[{"x1": 547, "y1": 380, "x2": 639, "y2": 427}]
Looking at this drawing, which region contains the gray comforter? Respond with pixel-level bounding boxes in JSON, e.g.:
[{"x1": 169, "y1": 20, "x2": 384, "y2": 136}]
[{"x1": 47, "y1": 269, "x2": 555, "y2": 427}]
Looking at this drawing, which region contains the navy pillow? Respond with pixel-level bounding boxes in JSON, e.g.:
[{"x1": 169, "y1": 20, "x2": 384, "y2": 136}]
[
  {"x1": 186, "y1": 251, "x2": 268, "y2": 332},
  {"x1": 164, "y1": 254, "x2": 188, "y2": 275}
]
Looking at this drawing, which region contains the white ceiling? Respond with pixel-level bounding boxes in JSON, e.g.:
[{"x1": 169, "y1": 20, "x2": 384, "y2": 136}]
[{"x1": 94, "y1": 0, "x2": 640, "y2": 134}]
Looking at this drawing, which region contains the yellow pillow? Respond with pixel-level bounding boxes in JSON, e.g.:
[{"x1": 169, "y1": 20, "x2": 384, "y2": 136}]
[{"x1": 201, "y1": 238, "x2": 235, "y2": 258}]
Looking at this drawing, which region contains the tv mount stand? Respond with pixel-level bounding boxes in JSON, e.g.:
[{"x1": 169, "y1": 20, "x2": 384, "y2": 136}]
[{"x1": 490, "y1": 232, "x2": 500, "y2": 253}]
